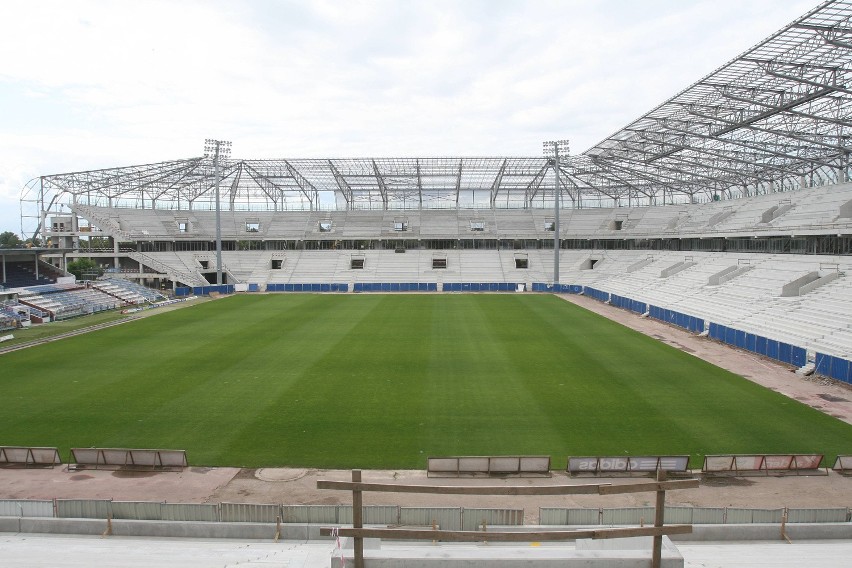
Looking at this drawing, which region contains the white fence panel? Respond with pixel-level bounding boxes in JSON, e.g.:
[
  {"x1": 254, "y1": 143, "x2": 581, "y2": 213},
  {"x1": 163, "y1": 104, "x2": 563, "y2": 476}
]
[
  {"x1": 55, "y1": 499, "x2": 111, "y2": 519},
  {"x1": 566, "y1": 508, "x2": 601, "y2": 525},
  {"x1": 787, "y1": 508, "x2": 848, "y2": 523},
  {"x1": 282, "y1": 505, "x2": 340, "y2": 524},
  {"x1": 220, "y1": 502, "x2": 279, "y2": 523},
  {"x1": 111, "y1": 501, "x2": 163, "y2": 520},
  {"x1": 663, "y1": 506, "x2": 693, "y2": 524},
  {"x1": 725, "y1": 508, "x2": 753, "y2": 524},
  {"x1": 601, "y1": 507, "x2": 655, "y2": 525},
  {"x1": 752, "y1": 508, "x2": 785, "y2": 523},
  {"x1": 338, "y1": 506, "x2": 400, "y2": 525},
  {"x1": 726, "y1": 508, "x2": 785, "y2": 524},
  {"x1": 462, "y1": 508, "x2": 523, "y2": 530},
  {"x1": 399, "y1": 507, "x2": 460, "y2": 530},
  {"x1": 0, "y1": 500, "x2": 53, "y2": 517},
  {"x1": 691, "y1": 507, "x2": 726, "y2": 524},
  {"x1": 161, "y1": 503, "x2": 219, "y2": 522},
  {"x1": 538, "y1": 508, "x2": 568, "y2": 525}
]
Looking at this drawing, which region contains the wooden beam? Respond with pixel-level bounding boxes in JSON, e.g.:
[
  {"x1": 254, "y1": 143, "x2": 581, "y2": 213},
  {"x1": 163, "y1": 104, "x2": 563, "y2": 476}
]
[
  {"x1": 319, "y1": 524, "x2": 693, "y2": 542},
  {"x1": 652, "y1": 469, "x2": 667, "y2": 568},
  {"x1": 316, "y1": 478, "x2": 699, "y2": 495},
  {"x1": 352, "y1": 470, "x2": 364, "y2": 568}
]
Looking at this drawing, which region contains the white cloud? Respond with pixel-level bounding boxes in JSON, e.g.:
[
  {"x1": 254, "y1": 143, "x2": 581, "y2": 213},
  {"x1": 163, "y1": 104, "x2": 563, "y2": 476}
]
[{"x1": 0, "y1": 0, "x2": 819, "y2": 234}]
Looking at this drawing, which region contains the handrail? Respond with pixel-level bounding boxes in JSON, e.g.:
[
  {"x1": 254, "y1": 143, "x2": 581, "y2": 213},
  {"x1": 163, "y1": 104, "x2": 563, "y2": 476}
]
[{"x1": 318, "y1": 469, "x2": 697, "y2": 568}]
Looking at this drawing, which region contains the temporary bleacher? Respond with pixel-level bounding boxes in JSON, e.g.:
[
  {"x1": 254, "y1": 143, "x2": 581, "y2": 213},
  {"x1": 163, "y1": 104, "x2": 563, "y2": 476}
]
[
  {"x1": 92, "y1": 278, "x2": 166, "y2": 304},
  {"x1": 18, "y1": 284, "x2": 128, "y2": 320}
]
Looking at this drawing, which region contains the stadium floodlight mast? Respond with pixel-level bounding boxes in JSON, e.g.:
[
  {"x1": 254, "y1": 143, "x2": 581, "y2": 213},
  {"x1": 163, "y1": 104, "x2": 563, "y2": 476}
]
[
  {"x1": 543, "y1": 139, "x2": 569, "y2": 287},
  {"x1": 204, "y1": 139, "x2": 232, "y2": 286}
]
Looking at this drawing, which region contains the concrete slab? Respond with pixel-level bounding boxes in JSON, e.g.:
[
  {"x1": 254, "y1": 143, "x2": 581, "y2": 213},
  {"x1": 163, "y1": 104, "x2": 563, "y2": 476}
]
[{"x1": 2, "y1": 533, "x2": 852, "y2": 568}]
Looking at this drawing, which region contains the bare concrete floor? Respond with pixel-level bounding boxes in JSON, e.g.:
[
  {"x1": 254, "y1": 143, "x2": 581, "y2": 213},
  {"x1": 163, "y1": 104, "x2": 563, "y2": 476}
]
[
  {"x1": 2, "y1": 293, "x2": 851, "y2": 517},
  {"x1": 2, "y1": 533, "x2": 852, "y2": 568}
]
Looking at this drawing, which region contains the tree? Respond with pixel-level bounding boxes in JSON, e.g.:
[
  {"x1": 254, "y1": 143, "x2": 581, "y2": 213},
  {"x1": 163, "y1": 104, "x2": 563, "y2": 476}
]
[
  {"x1": 66, "y1": 258, "x2": 100, "y2": 280},
  {"x1": 0, "y1": 231, "x2": 22, "y2": 248}
]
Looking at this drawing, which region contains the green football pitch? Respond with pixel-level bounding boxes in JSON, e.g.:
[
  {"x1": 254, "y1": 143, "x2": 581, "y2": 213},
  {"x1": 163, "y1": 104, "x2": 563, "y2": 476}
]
[{"x1": 3, "y1": 293, "x2": 851, "y2": 469}]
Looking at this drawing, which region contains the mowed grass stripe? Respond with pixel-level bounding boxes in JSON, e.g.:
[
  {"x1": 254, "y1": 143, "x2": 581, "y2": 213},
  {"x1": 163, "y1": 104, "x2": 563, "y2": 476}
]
[{"x1": 1, "y1": 294, "x2": 851, "y2": 468}]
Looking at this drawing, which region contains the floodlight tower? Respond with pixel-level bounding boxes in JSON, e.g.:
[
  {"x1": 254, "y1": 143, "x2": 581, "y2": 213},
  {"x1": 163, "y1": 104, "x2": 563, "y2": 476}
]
[
  {"x1": 543, "y1": 139, "x2": 569, "y2": 287},
  {"x1": 204, "y1": 139, "x2": 232, "y2": 285}
]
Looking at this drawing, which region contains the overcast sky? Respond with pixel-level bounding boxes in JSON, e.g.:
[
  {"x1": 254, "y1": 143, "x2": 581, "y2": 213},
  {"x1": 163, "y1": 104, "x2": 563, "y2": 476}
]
[{"x1": 0, "y1": 0, "x2": 818, "y2": 237}]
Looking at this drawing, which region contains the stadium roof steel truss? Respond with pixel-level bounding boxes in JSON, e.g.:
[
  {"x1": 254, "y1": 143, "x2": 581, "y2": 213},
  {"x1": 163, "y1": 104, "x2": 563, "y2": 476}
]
[
  {"x1": 20, "y1": 0, "x2": 852, "y2": 238},
  {"x1": 575, "y1": 0, "x2": 852, "y2": 203}
]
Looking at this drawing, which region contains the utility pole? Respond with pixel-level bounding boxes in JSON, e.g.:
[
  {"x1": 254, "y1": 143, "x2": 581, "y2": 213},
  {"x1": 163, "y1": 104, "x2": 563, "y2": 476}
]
[
  {"x1": 543, "y1": 140, "x2": 569, "y2": 288},
  {"x1": 204, "y1": 139, "x2": 232, "y2": 285}
]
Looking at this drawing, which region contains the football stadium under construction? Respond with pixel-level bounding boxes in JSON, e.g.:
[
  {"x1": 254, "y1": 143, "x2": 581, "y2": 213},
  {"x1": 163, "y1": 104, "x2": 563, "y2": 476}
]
[{"x1": 3, "y1": 1, "x2": 852, "y2": 566}]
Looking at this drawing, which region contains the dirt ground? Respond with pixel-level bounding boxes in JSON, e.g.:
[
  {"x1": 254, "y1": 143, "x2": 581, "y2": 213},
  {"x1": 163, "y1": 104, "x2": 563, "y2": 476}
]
[{"x1": 3, "y1": 293, "x2": 852, "y2": 521}]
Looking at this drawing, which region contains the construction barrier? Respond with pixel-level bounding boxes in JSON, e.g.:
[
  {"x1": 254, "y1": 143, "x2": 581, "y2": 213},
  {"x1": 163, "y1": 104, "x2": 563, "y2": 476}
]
[
  {"x1": 352, "y1": 282, "x2": 435, "y2": 292},
  {"x1": 0, "y1": 446, "x2": 62, "y2": 467},
  {"x1": 69, "y1": 448, "x2": 187, "y2": 471},
  {"x1": 427, "y1": 455, "x2": 551, "y2": 477},
  {"x1": 567, "y1": 455, "x2": 690, "y2": 476},
  {"x1": 267, "y1": 283, "x2": 349, "y2": 292},
  {"x1": 702, "y1": 454, "x2": 824, "y2": 476},
  {"x1": 815, "y1": 353, "x2": 852, "y2": 384}
]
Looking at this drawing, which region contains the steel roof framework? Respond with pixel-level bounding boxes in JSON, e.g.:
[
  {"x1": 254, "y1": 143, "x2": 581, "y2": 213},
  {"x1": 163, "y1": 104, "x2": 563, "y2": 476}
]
[
  {"x1": 20, "y1": 0, "x2": 852, "y2": 238},
  {"x1": 572, "y1": 0, "x2": 852, "y2": 204}
]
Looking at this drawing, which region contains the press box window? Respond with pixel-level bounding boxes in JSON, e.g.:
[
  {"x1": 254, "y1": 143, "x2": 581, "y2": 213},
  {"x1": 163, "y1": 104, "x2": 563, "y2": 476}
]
[
  {"x1": 318, "y1": 221, "x2": 333, "y2": 232},
  {"x1": 544, "y1": 220, "x2": 555, "y2": 231},
  {"x1": 271, "y1": 259, "x2": 283, "y2": 269},
  {"x1": 177, "y1": 220, "x2": 189, "y2": 233},
  {"x1": 393, "y1": 220, "x2": 408, "y2": 232},
  {"x1": 246, "y1": 221, "x2": 260, "y2": 232},
  {"x1": 432, "y1": 257, "x2": 447, "y2": 269},
  {"x1": 470, "y1": 221, "x2": 485, "y2": 232},
  {"x1": 351, "y1": 258, "x2": 365, "y2": 269}
]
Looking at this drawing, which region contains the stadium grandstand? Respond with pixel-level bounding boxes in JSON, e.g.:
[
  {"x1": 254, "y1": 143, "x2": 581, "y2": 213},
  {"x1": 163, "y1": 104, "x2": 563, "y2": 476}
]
[
  {"x1": 6, "y1": 2, "x2": 852, "y2": 566},
  {"x1": 17, "y1": 1, "x2": 852, "y2": 369}
]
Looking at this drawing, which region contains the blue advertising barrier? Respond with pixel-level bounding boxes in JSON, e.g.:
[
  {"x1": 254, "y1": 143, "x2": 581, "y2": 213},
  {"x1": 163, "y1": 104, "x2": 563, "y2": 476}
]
[
  {"x1": 532, "y1": 283, "x2": 581, "y2": 293},
  {"x1": 442, "y1": 283, "x2": 518, "y2": 292},
  {"x1": 705, "y1": 324, "x2": 808, "y2": 369},
  {"x1": 816, "y1": 353, "x2": 852, "y2": 384},
  {"x1": 269, "y1": 283, "x2": 348, "y2": 292},
  {"x1": 193, "y1": 285, "x2": 235, "y2": 296}
]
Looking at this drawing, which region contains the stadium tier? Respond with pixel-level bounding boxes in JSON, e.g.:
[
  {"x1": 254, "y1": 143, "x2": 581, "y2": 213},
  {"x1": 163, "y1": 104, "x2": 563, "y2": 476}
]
[
  {"x1": 7, "y1": 279, "x2": 167, "y2": 323},
  {"x1": 31, "y1": 183, "x2": 849, "y2": 359},
  {"x1": 63, "y1": 181, "x2": 852, "y2": 242}
]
